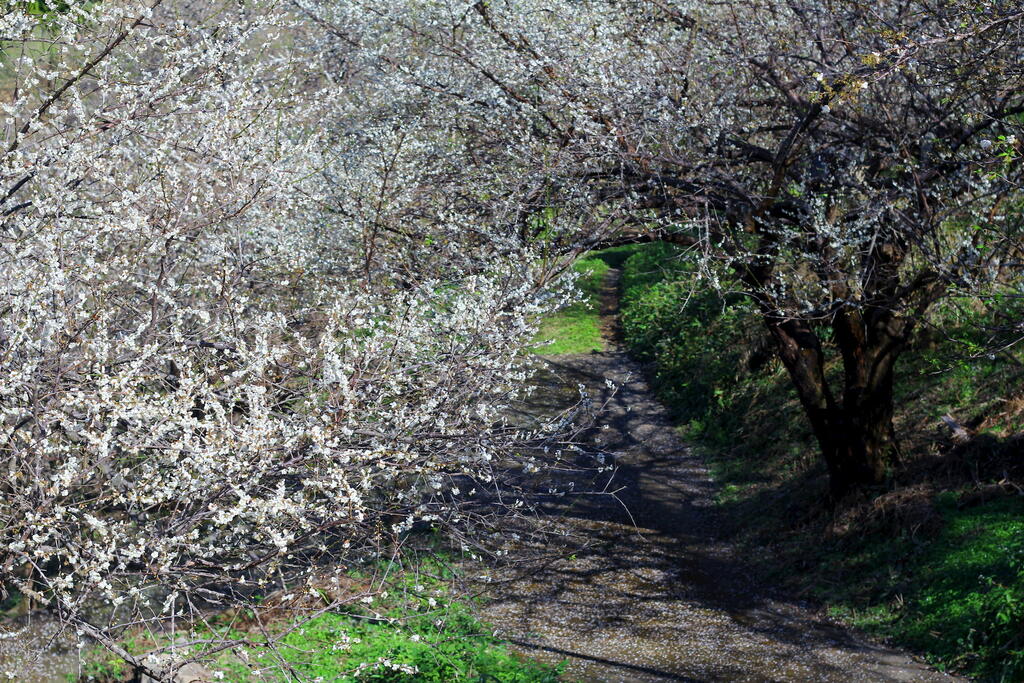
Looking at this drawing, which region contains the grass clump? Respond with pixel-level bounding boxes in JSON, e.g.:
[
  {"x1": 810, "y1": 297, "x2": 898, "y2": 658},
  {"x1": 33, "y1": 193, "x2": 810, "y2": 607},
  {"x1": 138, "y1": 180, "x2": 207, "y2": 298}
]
[
  {"x1": 78, "y1": 561, "x2": 564, "y2": 682},
  {"x1": 826, "y1": 496, "x2": 1024, "y2": 680},
  {"x1": 204, "y1": 604, "x2": 562, "y2": 682}
]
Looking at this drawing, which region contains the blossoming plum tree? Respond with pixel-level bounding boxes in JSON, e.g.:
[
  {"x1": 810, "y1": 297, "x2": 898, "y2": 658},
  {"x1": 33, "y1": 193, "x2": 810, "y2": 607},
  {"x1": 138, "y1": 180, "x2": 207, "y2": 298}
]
[
  {"x1": 0, "y1": 1, "x2": 570, "y2": 677},
  {"x1": 2, "y1": 0, "x2": 1023, "y2": 676},
  {"x1": 304, "y1": 0, "x2": 1024, "y2": 496}
]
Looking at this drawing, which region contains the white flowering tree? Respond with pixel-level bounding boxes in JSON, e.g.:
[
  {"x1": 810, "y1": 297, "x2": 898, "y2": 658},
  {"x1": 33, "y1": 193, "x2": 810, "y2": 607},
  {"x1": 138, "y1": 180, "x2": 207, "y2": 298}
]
[
  {"x1": 304, "y1": 0, "x2": 1024, "y2": 496},
  {"x1": 0, "y1": 1, "x2": 574, "y2": 677},
  {"x1": 2, "y1": 0, "x2": 1022, "y2": 675}
]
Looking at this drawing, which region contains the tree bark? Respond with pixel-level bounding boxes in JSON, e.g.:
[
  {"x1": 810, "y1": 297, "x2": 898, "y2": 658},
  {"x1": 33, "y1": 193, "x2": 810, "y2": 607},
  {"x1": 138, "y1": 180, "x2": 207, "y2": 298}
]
[{"x1": 766, "y1": 314, "x2": 902, "y2": 498}]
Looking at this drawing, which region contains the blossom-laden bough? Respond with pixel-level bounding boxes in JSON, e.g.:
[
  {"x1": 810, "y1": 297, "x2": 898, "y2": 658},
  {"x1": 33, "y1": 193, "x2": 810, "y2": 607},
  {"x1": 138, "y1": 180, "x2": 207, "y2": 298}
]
[
  {"x1": 3, "y1": 0, "x2": 1023, "y2": 677},
  {"x1": 0, "y1": 1, "x2": 584, "y2": 678}
]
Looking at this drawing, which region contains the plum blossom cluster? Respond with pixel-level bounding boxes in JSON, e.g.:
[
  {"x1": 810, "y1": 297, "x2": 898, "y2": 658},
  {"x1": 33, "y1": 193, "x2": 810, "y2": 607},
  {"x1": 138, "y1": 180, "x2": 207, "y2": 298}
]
[
  {"x1": 2, "y1": 0, "x2": 1022, "y2": 675},
  {"x1": 294, "y1": 0, "x2": 1024, "y2": 497},
  {"x1": 0, "y1": 1, "x2": 576, "y2": 676}
]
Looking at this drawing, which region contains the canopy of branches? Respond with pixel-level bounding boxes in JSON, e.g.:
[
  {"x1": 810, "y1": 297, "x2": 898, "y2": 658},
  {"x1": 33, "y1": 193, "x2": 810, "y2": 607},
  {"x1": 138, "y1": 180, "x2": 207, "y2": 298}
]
[{"x1": 0, "y1": 0, "x2": 1020, "y2": 676}]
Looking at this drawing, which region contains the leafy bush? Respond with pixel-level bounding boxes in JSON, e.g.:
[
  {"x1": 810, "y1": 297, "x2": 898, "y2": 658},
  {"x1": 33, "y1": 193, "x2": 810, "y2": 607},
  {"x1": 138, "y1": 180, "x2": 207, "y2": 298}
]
[{"x1": 586, "y1": 244, "x2": 643, "y2": 269}]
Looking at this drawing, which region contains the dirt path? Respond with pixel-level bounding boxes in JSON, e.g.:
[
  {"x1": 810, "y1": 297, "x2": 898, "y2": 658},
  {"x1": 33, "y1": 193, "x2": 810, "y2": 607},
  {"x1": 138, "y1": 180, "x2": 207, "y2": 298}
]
[{"x1": 480, "y1": 269, "x2": 959, "y2": 682}]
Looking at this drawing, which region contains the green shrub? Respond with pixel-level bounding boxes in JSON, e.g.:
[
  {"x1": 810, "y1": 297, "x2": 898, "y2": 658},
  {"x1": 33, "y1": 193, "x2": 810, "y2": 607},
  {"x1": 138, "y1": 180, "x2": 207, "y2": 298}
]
[{"x1": 585, "y1": 244, "x2": 643, "y2": 269}]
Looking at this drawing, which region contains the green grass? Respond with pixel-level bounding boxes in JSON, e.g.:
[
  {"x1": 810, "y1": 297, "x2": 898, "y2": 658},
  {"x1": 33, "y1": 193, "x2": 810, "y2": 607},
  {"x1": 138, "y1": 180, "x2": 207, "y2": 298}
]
[
  {"x1": 825, "y1": 497, "x2": 1024, "y2": 680},
  {"x1": 614, "y1": 242, "x2": 1024, "y2": 681},
  {"x1": 584, "y1": 244, "x2": 645, "y2": 269},
  {"x1": 77, "y1": 560, "x2": 564, "y2": 682},
  {"x1": 530, "y1": 256, "x2": 609, "y2": 354}
]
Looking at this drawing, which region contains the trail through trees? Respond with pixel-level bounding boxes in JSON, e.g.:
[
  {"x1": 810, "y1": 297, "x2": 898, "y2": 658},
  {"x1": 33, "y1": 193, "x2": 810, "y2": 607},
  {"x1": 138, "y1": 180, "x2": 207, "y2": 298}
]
[{"x1": 480, "y1": 270, "x2": 959, "y2": 682}]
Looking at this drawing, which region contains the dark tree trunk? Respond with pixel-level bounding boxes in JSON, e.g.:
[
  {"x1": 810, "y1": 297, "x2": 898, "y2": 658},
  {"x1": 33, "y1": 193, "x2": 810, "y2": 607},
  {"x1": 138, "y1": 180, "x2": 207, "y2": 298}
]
[
  {"x1": 765, "y1": 311, "x2": 905, "y2": 498},
  {"x1": 807, "y1": 373, "x2": 896, "y2": 498}
]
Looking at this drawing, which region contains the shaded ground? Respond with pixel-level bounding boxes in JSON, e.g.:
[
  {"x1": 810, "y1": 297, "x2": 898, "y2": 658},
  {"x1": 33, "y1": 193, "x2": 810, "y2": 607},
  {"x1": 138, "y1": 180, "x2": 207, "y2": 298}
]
[
  {"x1": 479, "y1": 270, "x2": 960, "y2": 682},
  {"x1": 0, "y1": 615, "x2": 79, "y2": 682}
]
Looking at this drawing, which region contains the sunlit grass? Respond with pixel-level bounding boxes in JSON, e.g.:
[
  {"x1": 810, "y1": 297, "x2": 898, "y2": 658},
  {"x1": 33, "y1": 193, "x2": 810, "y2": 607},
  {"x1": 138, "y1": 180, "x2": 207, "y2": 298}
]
[
  {"x1": 828, "y1": 497, "x2": 1024, "y2": 680},
  {"x1": 530, "y1": 257, "x2": 609, "y2": 355},
  {"x1": 77, "y1": 558, "x2": 564, "y2": 682}
]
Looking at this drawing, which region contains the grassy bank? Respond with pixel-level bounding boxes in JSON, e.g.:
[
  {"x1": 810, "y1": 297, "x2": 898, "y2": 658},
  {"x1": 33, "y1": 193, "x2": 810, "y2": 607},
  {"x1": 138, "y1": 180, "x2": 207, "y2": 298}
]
[
  {"x1": 530, "y1": 256, "x2": 610, "y2": 354},
  {"x1": 77, "y1": 558, "x2": 563, "y2": 682},
  {"x1": 603, "y1": 242, "x2": 1024, "y2": 681},
  {"x1": 529, "y1": 244, "x2": 657, "y2": 355}
]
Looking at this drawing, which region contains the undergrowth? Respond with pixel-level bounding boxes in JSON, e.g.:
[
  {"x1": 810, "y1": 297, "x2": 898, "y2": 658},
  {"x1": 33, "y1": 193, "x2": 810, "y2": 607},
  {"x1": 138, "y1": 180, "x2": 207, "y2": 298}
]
[
  {"x1": 826, "y1": 496, "x2": 1024, "y2": 680},
  {"x1": 77, "y1": 558, "x2": 563, "y2": 682}
]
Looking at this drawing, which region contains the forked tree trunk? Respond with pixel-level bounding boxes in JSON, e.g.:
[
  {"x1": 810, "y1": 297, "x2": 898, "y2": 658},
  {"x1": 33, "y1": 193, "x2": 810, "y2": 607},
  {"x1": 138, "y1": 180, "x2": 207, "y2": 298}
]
[
  {"x1": 766, "y1": 314, "x2": 903, "y2": 498},
  {"x1": 805, "y1": 374, "x2": 896, "y2": 497}
]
